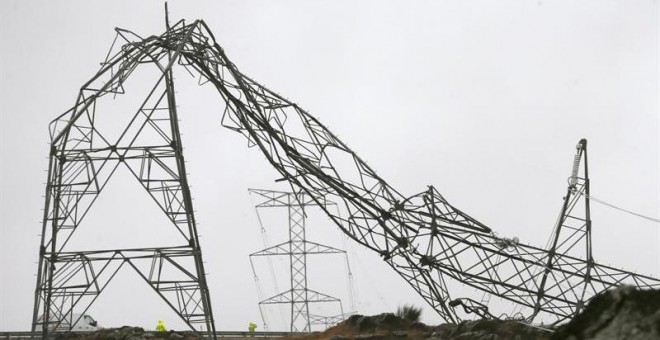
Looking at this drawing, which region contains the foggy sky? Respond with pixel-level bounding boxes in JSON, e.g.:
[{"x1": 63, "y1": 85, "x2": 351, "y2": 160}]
[{"x1": 1, "y1": 0, "x2": 658, "y2": 332}]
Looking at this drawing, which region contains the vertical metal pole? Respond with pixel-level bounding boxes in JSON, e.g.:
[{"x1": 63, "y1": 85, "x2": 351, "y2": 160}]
[
  {"x1": 578, "y1": 140, "x2": 593, "y2": 314},
  {"x1": 163, "y1": 51, "x2": 217, "y2": 338},
  {"x1": 43, "y1": 145, "x2": 67, "y2": 337},
  {"x1": 32, "y1": 151, "x2": 56, "y2": 336},
  {"x1": 288, "y1": 204, "x2": 295, "y2": 331}
]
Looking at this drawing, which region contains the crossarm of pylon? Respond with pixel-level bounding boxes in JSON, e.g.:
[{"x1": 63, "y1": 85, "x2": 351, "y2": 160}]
[
  {"x1": 304, "y1": 240, "x2": 346, "y2": 254},
  {"x1": 306, "y1": 289, "x2": 342, "y2": 303},
  {"x1": 250, "y1": 240, "x2": 292, "y2": 257},
  {"x1": 258, "y1": 290, "x2": 296, "y2": 304},
  {"x1": 250, "y1": 240, "x2": 346, "y2": 257},
  {"x1": 249, "y1": 188, "x2": 337, "y2": 207},
  {"x1": 259, "y1": 289, "x2": 341, "y2": 305}
]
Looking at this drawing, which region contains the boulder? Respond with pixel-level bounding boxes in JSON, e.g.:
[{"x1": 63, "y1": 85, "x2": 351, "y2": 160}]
[{"x1": 552, "y1": 285, "x2": 660, "y2": 340}]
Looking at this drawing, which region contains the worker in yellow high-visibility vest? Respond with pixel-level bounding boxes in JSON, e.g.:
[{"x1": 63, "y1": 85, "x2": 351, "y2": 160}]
[
  {"x1": 156, "y1": 320, "x2": 166, "y2": 332},
  {"x1": 248, "y1": 321, "x2": 257, "y2": 333}
]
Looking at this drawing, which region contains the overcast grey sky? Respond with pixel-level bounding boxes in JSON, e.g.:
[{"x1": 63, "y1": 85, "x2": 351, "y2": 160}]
[{"x1": 1, "y1": 0, "x2": 659, "y2": 332}]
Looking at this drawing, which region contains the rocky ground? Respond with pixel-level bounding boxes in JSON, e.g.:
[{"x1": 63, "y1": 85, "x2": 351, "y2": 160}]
[
  {"x1": 50, "y1": 327, "x2": 197, "y2": 340},
  {"x1": 291, "y1": 313, "x2": 551, "y2": 340},
  {"x1": 298, "y1": 285, "x2": 660, "y2": 340},
  {"x1": 552, "y1": 285, "x2": 660, "y2": 340},
  {"x1": 47, "y1": 285, "x2": 659, "y2": 340}
]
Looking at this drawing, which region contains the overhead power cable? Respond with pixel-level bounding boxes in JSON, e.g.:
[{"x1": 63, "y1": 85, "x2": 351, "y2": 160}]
[{"x1": 579, "y1": 192, "x2": 660, "y2": 224}]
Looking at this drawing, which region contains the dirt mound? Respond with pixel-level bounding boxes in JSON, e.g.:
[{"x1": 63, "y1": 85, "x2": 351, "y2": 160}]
[
  {"x1": 429, "y1": 319, "x2": 551, "y2": 340},
  {"x1": 52, "y1": 326, "x2": 196, "y2": 340},
  {"x1": 293, "y1": 313, "x2": 427, "y2": 339},
  {"x1": 294, "y1": 313, "x2": 551, "y2": 340},
  {"x1": 552, "y1": 285, "x2": 660, "y2": 340}
]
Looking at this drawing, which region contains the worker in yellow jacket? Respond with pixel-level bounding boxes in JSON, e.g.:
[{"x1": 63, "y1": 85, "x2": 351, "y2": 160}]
[{"x1": 156, "y1": 320, "x2": 166, "y2": 332}]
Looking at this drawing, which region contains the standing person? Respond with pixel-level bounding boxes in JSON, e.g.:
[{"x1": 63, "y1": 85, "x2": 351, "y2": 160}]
[{"x1": 156, "y1": 320, "x2": 166, "y2": 332}]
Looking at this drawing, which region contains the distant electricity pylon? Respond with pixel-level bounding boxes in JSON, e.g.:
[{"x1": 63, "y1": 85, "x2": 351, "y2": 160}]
[{"x1": 249, "y1": 189, "x2": 349, "y2": 332}]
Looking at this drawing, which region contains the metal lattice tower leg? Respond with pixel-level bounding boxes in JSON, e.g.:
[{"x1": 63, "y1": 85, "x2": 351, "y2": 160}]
[
  {"x1": 532, "y1": 139, "x2": 594, "y2": 321},
  {"x1": 31, "y1": 22, "x2": 216, "y2": 338},
  {"x1": 250, "y1": 189, "x2": 346, "y2": 332}
]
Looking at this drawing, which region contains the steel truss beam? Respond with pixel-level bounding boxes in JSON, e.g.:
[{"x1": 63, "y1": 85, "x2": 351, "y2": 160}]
[
  {"x1": 36, "y1": 17, "x2": 660, "y2": 331},
  {"x1": 249, "y1": 189, "x2": 345, "y2": 332}
]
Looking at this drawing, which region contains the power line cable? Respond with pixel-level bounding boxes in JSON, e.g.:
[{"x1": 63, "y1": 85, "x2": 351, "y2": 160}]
[{"x1": 578, "y1": 192, "x2": 660, "y2": 224}]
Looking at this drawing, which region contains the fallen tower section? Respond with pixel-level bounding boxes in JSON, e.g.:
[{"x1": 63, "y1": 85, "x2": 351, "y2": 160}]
[{"x1": 33, "y1": 17, "x2": 660, "y2": 338}]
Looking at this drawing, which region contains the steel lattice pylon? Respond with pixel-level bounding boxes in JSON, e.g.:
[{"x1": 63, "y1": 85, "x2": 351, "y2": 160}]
[
  {"x1": 32, "y1": 21, "x2": 216, "y2": 338},
  {"x1": 533, "y1": 139, "x2": 594, "y2": 319},
  {"x1": 249, "y1": 189, "x2": 345, "y2": 332},
  {"x1": 35, "y1": 16, "x2": 660, "y2": 333}
]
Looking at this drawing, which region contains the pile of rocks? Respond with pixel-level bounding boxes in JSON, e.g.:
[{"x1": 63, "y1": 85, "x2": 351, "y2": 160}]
[{"x1": 552, "y1": 285, "x2": 660, "y2": 340}]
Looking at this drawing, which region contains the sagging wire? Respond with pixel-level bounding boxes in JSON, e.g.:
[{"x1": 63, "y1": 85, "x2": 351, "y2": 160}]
[
  {"x1": 578, "y1": 191, "x2": 660, "y2": 224},
  {"x1": 335, "y1": 204, "x2": 358, "y2": 316},
  {"x1": 248, "y1": 191, "x2": 286, "y2": 330},
  {"x1": 249, "y1": 257, "x2": 270, "y2": 331}
]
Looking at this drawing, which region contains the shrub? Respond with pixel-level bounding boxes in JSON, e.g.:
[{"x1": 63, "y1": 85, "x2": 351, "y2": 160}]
[{"x1": 396, "y1": 304, "x2": 422, "y2": 322}]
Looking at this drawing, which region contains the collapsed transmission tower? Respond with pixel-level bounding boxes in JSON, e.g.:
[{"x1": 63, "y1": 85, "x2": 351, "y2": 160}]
[
  {"x1": 249, "y1": 189, "x2": 346, "y2": 332},
  {"x1": 35, "y1": 16, "x2": 660, "y2": 334},
  {"x1": 32, "y1": 20, "x2": 216, "y2": 338}
]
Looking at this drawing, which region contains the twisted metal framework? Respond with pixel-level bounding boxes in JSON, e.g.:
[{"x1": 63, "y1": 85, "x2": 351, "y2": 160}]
[
  {"x1": 35, "y1": 17, "x2": 660, "y2": 332},
  {"x1": 249, "y1": 189, "x2": 345, "y2": 332},
  {"x1": 32, "y1": 22, "x2": 216, "y2": 338}
]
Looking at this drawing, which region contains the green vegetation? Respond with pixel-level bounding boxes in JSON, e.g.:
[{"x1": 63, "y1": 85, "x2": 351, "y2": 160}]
[{"x1": 396, "y1": 304, "x2": 422, "y2": 323}]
